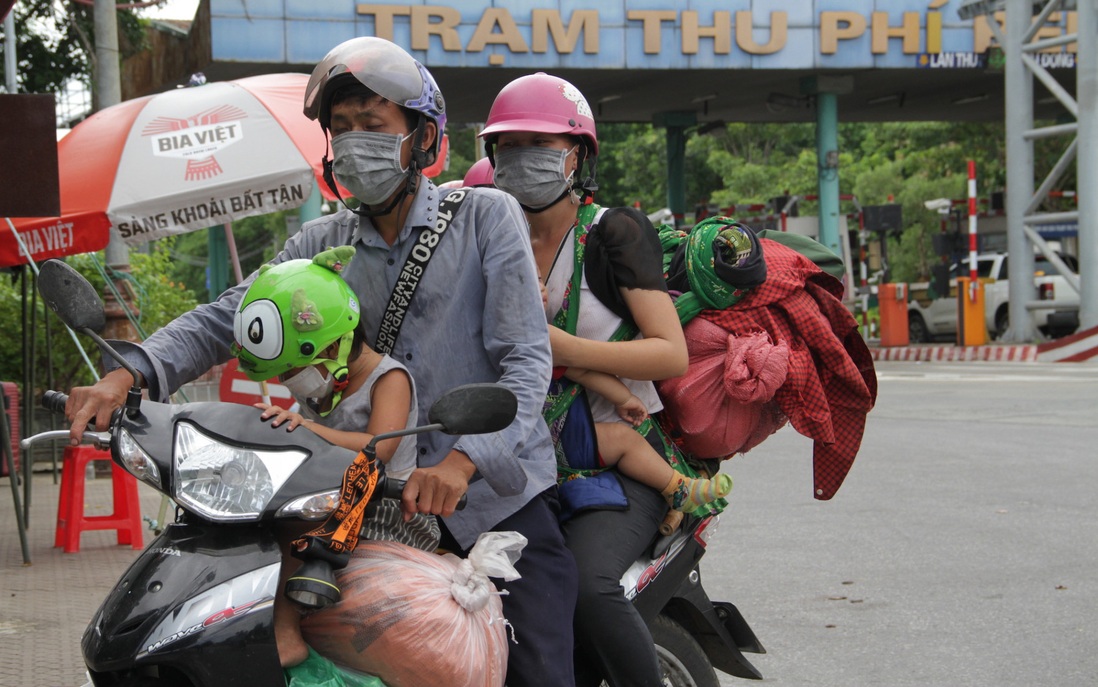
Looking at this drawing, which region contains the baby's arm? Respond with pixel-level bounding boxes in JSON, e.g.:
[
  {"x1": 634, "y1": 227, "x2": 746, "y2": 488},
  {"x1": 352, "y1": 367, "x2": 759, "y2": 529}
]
[
  {"x1": 361, "y1": 369, "x2": 413, "y2": 464},
  {"x1": 255, "y1": 369, "x2": 412, "y2": 463},
  {"x1": 563, "y1": 367, "x2": 649, "y2": 427},
  {"x1": 256, "y1": 403, "x2": 369, "y2": 452}
]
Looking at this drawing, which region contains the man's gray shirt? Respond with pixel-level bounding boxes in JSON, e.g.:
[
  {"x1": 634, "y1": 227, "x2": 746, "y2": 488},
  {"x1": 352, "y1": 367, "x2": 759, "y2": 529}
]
[{"x1": 119, "y1": 181, "x2": 556, "y2": 548}]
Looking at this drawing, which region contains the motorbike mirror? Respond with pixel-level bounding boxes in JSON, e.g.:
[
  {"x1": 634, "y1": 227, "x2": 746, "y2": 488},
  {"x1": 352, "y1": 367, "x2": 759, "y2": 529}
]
[
  {"x1": 37, "y1": 259, "x2": 107, "y2": 334},
  {"x1": 37, "y1": 259, "x2": 144, "y2": 418},
  {"x1": 428, "y1": 383, "x2": 517, "y2": 435}
]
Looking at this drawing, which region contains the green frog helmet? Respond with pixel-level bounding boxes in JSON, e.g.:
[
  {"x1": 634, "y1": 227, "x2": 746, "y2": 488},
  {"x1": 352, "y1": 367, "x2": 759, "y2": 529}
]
[{"x1": 232, "y1": 247, "x2": 360, "y2": 384}]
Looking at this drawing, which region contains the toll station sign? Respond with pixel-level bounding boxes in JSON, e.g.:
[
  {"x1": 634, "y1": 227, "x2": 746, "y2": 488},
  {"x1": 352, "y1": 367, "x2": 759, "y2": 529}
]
[{"x1": 210, "y1": 1, "x2": 1079, "y2": 72}]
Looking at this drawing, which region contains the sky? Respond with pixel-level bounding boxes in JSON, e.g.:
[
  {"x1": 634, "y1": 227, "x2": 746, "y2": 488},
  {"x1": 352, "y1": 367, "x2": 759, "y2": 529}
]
[{"x1": 142, "y1": 0, "x2": 199, "y2": 21}]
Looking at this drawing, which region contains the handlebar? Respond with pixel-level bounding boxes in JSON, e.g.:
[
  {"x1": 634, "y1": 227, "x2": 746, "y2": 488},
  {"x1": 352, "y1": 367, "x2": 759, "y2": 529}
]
[
  {"x1": 20, "y1": 390, "x2": 109, "y2": 451},
  {"x1": 42, "y1": 390, "x2": 68, "y2": 414},
  {"x1": 36, "y1": 390, "x2": 467, "y2": 511}
]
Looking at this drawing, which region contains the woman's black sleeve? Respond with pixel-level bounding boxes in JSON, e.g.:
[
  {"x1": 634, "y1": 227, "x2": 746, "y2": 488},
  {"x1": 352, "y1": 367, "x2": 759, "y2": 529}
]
[{"x1": 584, "y1": 207, "x2": 668, "y2": 323}]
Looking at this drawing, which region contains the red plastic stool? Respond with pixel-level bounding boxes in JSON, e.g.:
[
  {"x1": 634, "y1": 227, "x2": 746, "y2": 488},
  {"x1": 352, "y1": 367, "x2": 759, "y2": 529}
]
[{"x1": 55, "y1": 445, "x2": 144, "y2": 553}]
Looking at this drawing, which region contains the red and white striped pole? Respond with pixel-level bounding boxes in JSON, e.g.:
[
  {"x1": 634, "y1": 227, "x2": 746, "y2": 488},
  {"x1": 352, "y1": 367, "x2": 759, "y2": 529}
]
[{"x1": 967, "y1": 160, "x2": 978, "y2": 302}]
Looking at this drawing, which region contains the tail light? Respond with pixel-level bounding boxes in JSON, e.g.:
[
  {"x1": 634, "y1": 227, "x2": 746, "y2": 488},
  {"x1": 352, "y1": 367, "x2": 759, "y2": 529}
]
[{"x1": 1039, "y1": 283, "x2": 1055, "y2": 300}]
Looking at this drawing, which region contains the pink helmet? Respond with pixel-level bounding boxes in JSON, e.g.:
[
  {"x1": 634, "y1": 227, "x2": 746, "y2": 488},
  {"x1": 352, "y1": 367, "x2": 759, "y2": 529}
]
[
  {"x1": 462, "y1": 157, "x2": 495, "y2": 187},
  {"x1": 478, "y1": 73, "x2": 597, "y2": 156}
]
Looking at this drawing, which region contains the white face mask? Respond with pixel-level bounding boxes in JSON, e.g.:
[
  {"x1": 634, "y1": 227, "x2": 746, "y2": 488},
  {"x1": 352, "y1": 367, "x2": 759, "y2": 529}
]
[
  {"x1": 493, "y1": 145, "x2": 576, "y2": 211},
  {"x1": 281, "y1": 365, "x2": 334, "y2": 402},
  {"x1": 331, "y1": 131, "x2": 412, "y2": 206}
]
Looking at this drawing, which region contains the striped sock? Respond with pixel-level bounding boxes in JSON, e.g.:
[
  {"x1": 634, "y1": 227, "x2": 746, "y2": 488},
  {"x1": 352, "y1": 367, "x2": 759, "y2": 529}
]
[{"x1": 662, "y1": 473, "x2": 733, "y2": 512}]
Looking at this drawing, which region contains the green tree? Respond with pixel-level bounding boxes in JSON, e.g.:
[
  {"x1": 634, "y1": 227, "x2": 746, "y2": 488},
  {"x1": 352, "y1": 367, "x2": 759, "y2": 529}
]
[
  {"x1": 0, "y1": 239, "x2": 198, "y2": 394},
  {"x1": 1, "y1": 0, "x2": 146, "y2": 106},
  {"x1": 161, "y1": 213, "x2": 292, "y2": 303},
  {"x1": 599, "y1": 123, "x2": 665, "y2": 209},
  {"x1": 432, "y1": 124, "x2": 480, "y2": 186}
]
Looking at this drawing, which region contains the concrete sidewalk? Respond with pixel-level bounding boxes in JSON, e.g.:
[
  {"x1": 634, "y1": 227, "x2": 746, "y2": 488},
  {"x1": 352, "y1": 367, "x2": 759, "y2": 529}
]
[{"x1": 1, "y1": 471, "x2": 165, "y2": 687}]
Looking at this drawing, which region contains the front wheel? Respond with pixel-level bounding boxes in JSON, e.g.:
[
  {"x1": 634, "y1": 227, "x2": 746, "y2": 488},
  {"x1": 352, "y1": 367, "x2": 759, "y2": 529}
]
[
  {"x1": 993, "y1": 305, "x2": 1009, "y2": 340},
  {"x1": 651, "y1": 614, "x2": 720, "y2": 687},
  {"x1": 908, "y1": 311, "x2": 930, "y2": 343}
]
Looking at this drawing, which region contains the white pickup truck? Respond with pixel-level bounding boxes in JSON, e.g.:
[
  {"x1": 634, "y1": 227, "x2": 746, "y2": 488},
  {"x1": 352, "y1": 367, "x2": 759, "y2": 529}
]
[{"x1": 906, "y1": 252, "x2": 1080, "y2": 342}]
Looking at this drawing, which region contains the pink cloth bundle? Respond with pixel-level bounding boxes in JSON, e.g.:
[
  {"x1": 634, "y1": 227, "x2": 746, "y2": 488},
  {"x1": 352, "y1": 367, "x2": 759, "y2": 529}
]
[{"x1": 658, "y1": 318, "x2": 790, "y2": 459}]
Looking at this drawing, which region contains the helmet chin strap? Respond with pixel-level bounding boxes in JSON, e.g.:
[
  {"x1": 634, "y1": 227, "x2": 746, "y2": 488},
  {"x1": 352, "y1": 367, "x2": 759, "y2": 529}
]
[
  {"x1": 577, "y1": 155, "x2": 599, "y2": 199},
  {"x1": 314, "y1": 331, "x2": 355, "y2": 416},
  {"x1": 520, "y1": 187, "x2": 574, "y2": 214}
]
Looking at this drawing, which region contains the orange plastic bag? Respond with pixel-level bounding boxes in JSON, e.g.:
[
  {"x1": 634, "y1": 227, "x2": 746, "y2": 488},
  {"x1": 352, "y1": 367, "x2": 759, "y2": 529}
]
[{"x1": 301, "y1": 532, "x2": 525, "y2": 687}]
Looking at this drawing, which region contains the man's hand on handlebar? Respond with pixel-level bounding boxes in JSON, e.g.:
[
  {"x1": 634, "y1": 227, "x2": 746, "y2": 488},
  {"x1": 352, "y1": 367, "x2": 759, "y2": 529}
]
[
  {"x1": 401, "y1": 449, "x2": 476, "y2": 521},
  {"x1": 65, "y1": 368, "x2": 136, "y2": 445}
]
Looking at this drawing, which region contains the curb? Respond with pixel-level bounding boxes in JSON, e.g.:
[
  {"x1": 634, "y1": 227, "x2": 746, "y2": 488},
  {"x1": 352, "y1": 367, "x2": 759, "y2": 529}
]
[
  {"x1": 868, "y1": 325, "x2": 1098, "y2": 363},
  {"x1": 869, "y1": 344, "x2": 1037, "y2": 363}
]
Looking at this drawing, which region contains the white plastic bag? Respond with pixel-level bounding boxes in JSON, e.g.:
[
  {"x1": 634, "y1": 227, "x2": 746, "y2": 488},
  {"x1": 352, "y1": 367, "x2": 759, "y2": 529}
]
[{"x1": 301, "y1": 532, "x2": 527, "y2": 687}]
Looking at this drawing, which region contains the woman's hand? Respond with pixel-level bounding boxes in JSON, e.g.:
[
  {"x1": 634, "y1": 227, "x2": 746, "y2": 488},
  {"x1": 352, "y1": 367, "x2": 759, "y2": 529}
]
[{"x1": 255, "y1": 403, "x2": 307, "y2": 431}]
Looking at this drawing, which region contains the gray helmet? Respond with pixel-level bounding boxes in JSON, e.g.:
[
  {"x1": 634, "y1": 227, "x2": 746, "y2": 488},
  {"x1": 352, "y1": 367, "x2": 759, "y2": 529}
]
[{"x1": 303, "y1": 37, "x2": 446, "y2": 162}]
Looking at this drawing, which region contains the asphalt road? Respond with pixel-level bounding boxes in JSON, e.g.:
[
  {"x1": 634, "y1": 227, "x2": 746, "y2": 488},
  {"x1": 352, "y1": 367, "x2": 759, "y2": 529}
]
[
  {"x1": 705, "y1": 360, "x2": 1098, "y2": 687},
  {"x1": 7, "y1": 360, "x2": 1095, "y2": 686}
]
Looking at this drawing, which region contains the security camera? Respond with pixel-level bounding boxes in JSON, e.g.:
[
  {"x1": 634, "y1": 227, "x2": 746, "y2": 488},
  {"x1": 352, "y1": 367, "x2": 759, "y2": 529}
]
[{"x1": 924, "y1": 198, "x2": 952, "y2": 212}]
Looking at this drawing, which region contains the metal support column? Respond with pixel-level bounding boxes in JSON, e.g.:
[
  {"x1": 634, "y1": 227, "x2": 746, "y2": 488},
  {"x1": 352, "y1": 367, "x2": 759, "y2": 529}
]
[
  {"x1": 298, "y1": 179, "x2": 324, "y2": 225},
  {"x1": 653, "y1": 111, "x2": 696, "y2": 227},
  {"x1": 801, "y1": 75, "x2": 852, "y2": 258},
  {"x1": 815, "y1": 91, "x2": 842, "y2": 256},
  {"x1": 1003, "y1": 0, "x2": 1039, "y2": 341},
  {"x1": 95, "y1": 0, "x2": 127, "y2": 269},
  {"x1": 4, "y1": 10, "x2": 16, "y2": 93},
  {"x1": 961, "y1": 0, "x2": 1086, "y2": 340},
  {"x1": 207, "y1": 226, "x2": 230, "y2": 299},
  {"x1": 1077, "y1": 0, "x2": 1098, "y2": 328}
]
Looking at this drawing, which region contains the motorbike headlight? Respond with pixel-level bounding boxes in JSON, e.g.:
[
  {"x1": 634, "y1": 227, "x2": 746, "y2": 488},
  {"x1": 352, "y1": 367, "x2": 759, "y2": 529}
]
[
  {"x1": 116, "y1": 429, "x2": 162, "y2": 489},
  {"x1": 173, "y1": 421, "x2": 306, "y2": 521}
]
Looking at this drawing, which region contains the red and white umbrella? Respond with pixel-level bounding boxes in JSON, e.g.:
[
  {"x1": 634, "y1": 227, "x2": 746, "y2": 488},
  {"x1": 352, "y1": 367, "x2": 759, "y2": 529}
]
[{"x1": 1, "y1": 73, "x2": 334, "y2": 268}]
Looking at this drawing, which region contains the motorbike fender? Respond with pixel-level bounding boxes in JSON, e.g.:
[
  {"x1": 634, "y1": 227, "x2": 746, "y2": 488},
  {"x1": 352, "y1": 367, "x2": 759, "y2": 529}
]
[
  {"x1": 82, "y1": 522, "x2": 284, "y2": 687},
  {"x1": 632, "y1": 529, "x2": 707, "y2": 622},
  {"x1": 661, "y1": 571, "x2": 765, "y2": 680}
]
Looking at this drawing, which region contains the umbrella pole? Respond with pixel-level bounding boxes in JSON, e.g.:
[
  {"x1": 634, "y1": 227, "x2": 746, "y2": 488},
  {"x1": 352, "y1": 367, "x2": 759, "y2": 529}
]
[
  {"x1": 21, "y1": 265, "x2": 31, "y2": 523},
  {"x1": 25, "y1": 268, "x2": 38, "y2": 522},
  {"x1": 223, "y1": 221, "x2": 245, "y2": 285},
  {"x1": 224, "y1": 222, "x2": 264, "y2": 404}
]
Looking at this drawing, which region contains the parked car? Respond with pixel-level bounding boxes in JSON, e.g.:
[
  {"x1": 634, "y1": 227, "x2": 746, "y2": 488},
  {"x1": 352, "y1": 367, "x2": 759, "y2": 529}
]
[{"x1": 907, "y1": 252, "x2": 1080, "y2": 342}]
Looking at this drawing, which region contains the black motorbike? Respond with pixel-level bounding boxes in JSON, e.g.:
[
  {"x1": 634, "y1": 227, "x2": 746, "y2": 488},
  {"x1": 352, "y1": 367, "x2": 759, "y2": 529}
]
[{"x1": 26, "y1": 259, "x2": 763, "y2": 687}]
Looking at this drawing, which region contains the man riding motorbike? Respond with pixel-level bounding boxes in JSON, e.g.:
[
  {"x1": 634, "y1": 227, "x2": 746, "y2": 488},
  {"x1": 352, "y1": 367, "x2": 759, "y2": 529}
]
[{"x1": 64, "y1": 36, "x2": 577, "y2": 687}]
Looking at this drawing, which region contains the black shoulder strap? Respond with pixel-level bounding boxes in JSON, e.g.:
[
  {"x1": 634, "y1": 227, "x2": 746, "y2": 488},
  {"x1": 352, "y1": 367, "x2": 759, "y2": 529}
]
[{"x1": 374, "y1": 188, "x2": 468, "y2": 355}]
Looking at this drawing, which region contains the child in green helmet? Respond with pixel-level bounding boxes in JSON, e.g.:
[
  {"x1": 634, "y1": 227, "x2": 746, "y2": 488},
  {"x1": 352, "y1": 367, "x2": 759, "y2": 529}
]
[{"x1": 232, "y1": 246, "x2": 437, "y2": 667}]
